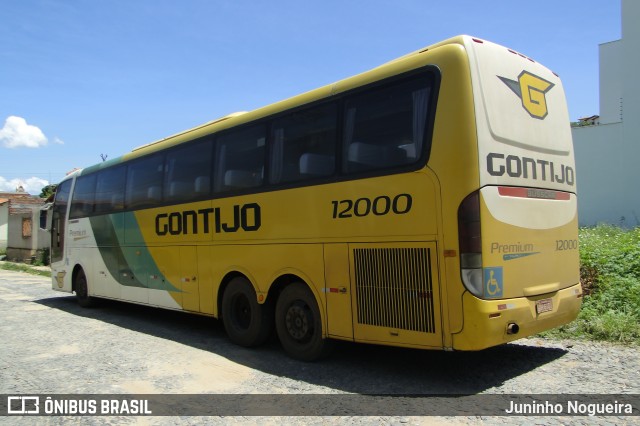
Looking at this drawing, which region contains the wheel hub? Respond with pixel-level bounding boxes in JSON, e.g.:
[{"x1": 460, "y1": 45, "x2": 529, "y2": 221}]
[
  {"x1": 233, "y1": 295, "x2": 251, "y2": 329},
  {"x1": 285, "y1": 303, "x2": 312, "y2": 341}
]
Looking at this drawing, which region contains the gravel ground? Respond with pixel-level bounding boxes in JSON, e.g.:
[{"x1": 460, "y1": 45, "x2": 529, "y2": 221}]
[{"x1": 0, "y1": 267, "x2": 638, "y2": 425}]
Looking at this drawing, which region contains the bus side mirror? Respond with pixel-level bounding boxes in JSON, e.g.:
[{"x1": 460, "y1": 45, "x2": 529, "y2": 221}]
[{"x1": 40, "y1": 204, "x2": 53, "y2": 231}]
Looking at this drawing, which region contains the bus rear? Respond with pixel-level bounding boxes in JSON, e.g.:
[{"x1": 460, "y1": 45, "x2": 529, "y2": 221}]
[{"x1": 453, "y1": 38, "x2": 581, "y2": 349}]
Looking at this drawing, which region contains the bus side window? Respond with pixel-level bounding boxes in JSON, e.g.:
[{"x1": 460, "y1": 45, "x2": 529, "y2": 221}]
[
  {"x1": 69, "y1": 174, "x2": 96, "y2": 219},
  {"x1": 215, "y1": 125, "x2": 266, "y2": 192},
  {"x1": 194, "y1": 176, "x2": 210, "y2": 195},
  {"x1": 270, "y1": 103, "x2": 337, "y2": 184},
  {"x1": 165, "y1": 138, "x2": 213, "y2": 203},
  {"x1": 343, "y1": 76, "x2": 431, "y2": 174},
  {"x1": 95, "y1": 165, "x2": 125, "y2": 214},
  {"x1": 125, "y1": 154, "x2": 165, "y2": 210}
]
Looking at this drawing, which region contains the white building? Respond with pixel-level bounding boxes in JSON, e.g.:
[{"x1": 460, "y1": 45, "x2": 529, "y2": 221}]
[
  {"x1": 0, "y1": 190, "x2": 48, "y2": 261},
  {"x1": 0, "y1": 198, "x2": 8, "y2": 252},
  {"x1": 572, "y1": 0, "x2": 640, "y2": 227}
]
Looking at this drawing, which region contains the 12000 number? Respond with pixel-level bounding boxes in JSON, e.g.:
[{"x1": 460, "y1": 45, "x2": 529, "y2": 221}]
[
  {"x1": 555, "y1": 239, "x2": 578, "y2": 251},
  {"x1": 331, "y1": 194, "x2": 412, "y2": 219}
]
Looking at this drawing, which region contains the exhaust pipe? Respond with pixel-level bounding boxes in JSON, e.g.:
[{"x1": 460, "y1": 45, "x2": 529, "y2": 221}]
[{"x1": 506, "y1": 323, "x2": 520, "y2": 335}]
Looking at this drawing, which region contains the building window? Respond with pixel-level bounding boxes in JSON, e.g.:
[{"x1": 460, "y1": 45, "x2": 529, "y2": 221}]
[{"x1": 22, "y1": 217, "x2": 32, "y2": 238}]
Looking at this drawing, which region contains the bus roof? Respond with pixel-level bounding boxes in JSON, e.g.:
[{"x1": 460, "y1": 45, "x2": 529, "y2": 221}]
[
  {"x1": 123, "y1": 36, "x2": 475, "y2": 161},
  {"x1": 75, "y1": 35, "x2": 566, "y2": 181}
]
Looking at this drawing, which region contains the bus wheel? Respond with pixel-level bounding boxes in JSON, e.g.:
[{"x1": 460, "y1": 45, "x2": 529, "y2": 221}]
[
  {"x1": 221, "y1": 277, "x2": 272, "y2": 347},
  {"x1": 74, "y1": 268, "x2": 95, "y2": 308},
  {"x1": 275, "y1": 282, "x2": 333, "y2": 361}
]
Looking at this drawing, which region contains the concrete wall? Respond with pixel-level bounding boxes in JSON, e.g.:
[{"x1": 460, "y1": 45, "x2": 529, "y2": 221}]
[
  {"x1": 572, "y1": 0, "x2": 639, "y2": 227},
  {"x1": 0, "y1": 203, "x2": 7, "y2": 251},
  {"x1": 598, "y1": 40, "x2": 622, "y2": 124},
  {"x1": 6, "y1": 206, "x2": 49, "y2": 261},
  {"x1": 621, "y1": 0, "x2": 640, "y2": 127},
  {"x1": 573, "y1": 122, "x2": 640, "y2": 226}
]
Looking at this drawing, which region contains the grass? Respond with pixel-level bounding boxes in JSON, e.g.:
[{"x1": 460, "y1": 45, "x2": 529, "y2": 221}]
[
  {"x1": 541, "y1": 225, "x2": 640, "y2": 344},
  {"x1": 0, "y1": 261, "x2": 51, "y2": 277}
]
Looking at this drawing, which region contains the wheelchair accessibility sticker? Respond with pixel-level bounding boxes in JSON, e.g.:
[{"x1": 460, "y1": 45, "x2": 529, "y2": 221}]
[{"x1": 484, "y1": 267, "x2": 503, "y2": 298}]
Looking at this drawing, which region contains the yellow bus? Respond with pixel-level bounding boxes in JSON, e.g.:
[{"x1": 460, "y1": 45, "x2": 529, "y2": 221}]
[{"x1": 47, "y1": 35, "x2": 581, "y2": 360}]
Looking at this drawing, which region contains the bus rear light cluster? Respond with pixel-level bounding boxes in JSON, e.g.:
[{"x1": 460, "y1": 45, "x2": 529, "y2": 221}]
[{"x1": 458, "y1": 191, "x2": 483, "y2": 297}]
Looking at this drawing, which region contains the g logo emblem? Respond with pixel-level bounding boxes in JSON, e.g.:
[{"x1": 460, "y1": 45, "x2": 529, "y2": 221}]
[{"x1": 499, "y1": 71, "x2": 555, "y2": 119}]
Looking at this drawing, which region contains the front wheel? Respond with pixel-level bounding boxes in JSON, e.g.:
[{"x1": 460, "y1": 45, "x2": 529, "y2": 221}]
[
  {"x1": 221, "y1": 277, "x2": 272, "y2": 347},
  {"x1": 275, "y1": 282, "x2": 333, "y2": 361},
  {"x1": 74, "y1": 268, "x2": 95, "y2": 308}
]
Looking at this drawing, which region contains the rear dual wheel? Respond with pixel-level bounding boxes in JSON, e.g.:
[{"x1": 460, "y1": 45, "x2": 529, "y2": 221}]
[
  {"x1": 221, "y1": 277, "x2": 332, "y2": 360},
  {"x1": 221, "y1": 277, "x2": 272, "y2": 347},
  {"x1": 275, "y1": 282, "x2": 333, "y2": 361}
]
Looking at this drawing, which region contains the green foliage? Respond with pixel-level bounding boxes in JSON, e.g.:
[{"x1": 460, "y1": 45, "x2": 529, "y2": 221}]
[
  {"x1": 579, "y1": 225, "x2": 640, "y2": 278},
  {"x1": 32, "y1": 248, "x2": 50, "y2": 266},
  {"x1": 39, "y1": 184, "x2": 57, "y2": 199},
  {"x1": 0, "y1": 262, "x2": 51, "y2": 277},
  {"x1": 542, "y1": 225, "x2": 640, "y2": 344}
]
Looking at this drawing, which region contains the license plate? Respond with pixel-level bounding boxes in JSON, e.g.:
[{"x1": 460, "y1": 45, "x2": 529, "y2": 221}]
[{"x1": 536, "y1": 298, "x2": 553, "y2": 314}]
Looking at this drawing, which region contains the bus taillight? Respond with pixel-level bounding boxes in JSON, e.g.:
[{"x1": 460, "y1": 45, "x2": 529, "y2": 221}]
[{"x1": 458, "y1": 191, "x2": 483, "y2": 297}]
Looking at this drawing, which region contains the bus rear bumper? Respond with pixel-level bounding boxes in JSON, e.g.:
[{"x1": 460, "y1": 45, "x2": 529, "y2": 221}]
[{"x1": 451, "y1": 282, "x2": 582, "y2": 351}]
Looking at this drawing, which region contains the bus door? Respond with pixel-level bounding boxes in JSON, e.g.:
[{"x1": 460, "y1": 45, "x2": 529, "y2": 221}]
[
  {"x1": 50, "y1": 180, "x2": 71, "y2": 266},
  {"x1": 348, "y1": 242, "x2": 442, "y2": 348},
  {"x1": 50, "y1": 179, "x2": 72, "y2": 291}
]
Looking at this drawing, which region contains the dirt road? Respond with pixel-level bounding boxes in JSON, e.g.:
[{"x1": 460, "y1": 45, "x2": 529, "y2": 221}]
[{"x1": 1, "y1": 268, "x2": 638, "y2": 424}]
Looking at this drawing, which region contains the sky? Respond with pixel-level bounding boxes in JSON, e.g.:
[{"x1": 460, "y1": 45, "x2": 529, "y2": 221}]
[{"x1": 0, "y1": 0, "x2": 622, "y2": 194}]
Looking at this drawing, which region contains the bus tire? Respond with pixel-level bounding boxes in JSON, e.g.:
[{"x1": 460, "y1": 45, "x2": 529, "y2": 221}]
[
  {"x1": 221, "y1": 277, "x2": 272, "y2": 348},
  {"x1": 275, "y1": 282, "x2": 333, "y2": 361},
  {"x1": 74, "y1": 268, "x2": 95, "y2": 308}
]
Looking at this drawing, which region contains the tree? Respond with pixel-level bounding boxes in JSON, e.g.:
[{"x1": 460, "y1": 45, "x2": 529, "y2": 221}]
[{"x1": 39, "y1": 184, "x2": 57, "y2": 200}]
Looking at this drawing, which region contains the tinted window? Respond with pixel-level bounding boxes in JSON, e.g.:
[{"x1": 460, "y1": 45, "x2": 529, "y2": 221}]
[
  {"x1": 215, "y1": 125, "x2": 265, "y2": 192},
  {"x1": 270, "y1": 103, "x2": 337, "y2": 184},
  {"x1": 165, "y1": 139, "x2": 213, "y2": 203},
  {"x1": 126, "y1": 154, "x2": 164, "y2": 209},
  {"x1": 69, "y1": 174, "x2": 96, "y2": 219},
  {"x1": 95, "y1": 165, "x2": 126, "y2": 214},
  {"x1": 343, "y1": 75, "x2": 432, "y2": 174}
]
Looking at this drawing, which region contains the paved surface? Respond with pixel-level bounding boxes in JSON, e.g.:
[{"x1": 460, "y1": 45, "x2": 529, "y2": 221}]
[{"x1": 0, "y1": 268, "x2": 638, "y2": 425}]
